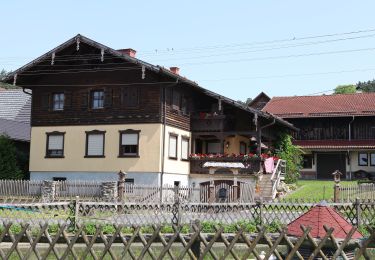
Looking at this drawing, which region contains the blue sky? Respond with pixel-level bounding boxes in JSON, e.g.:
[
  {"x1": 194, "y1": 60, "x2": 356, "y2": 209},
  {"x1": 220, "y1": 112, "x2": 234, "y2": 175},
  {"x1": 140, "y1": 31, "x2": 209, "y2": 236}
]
[{"x1": 1, "y1": 1, "x2": 375, "y2": 101}]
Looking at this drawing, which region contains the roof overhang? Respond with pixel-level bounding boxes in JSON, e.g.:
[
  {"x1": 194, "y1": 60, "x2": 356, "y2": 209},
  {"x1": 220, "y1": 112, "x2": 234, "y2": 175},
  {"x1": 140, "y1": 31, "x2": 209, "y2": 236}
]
[{"x1": 1, "y1": 34, "x2": 296, "y2": 131}]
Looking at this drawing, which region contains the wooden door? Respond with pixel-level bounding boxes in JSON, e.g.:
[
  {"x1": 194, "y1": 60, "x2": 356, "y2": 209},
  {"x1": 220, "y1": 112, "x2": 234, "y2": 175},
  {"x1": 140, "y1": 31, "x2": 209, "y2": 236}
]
[{"x1": 317, "y1": 153, "x2": 346, "y2": 179}]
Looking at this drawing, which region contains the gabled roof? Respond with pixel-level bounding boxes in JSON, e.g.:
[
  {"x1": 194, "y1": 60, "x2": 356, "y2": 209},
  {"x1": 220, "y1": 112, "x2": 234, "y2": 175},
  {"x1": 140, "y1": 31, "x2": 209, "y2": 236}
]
[
  {"x1": 0, "y1": 118, "x2": 30, "y2": 142},
  {"x1": 0, "y1": 90, "x2": 31, "y2": 123},
  {"x1": 0, "y1": 90, "x2": 31, "y2": 142},
  {"x1": 1, "y1": 34, "x2": 295, "y2": 131},
  {"x1": 248, "y1": 92, "x2": 270, "y2": 110},
  {"x1": 287, "y1": 203, "x2": 362, "y2": 239},
  {"x1": 263, "y1": 92, "x2": 375, "y2": 118}
]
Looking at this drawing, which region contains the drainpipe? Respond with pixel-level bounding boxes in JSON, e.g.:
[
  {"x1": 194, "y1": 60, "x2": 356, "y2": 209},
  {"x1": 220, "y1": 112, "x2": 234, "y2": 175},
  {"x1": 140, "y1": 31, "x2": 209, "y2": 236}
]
[{"x1": 348, "y1": 116, "x2": 355, "y2": 180}]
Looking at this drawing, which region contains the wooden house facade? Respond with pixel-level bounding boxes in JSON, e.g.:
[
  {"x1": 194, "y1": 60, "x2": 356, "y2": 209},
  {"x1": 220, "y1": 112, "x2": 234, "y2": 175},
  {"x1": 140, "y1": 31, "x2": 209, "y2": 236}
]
[
  {"x1": 263, "y1": 93, "x2": 375, "y2": 179},
  {"x1": 3, "y1": 34, "x2": 294, "y2": 187}
]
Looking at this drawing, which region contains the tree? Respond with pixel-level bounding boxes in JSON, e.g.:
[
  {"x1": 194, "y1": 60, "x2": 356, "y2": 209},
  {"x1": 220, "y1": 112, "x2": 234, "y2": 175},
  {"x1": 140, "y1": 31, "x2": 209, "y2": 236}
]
[
  {"x1": 274, "y1": 133, "x2": 302, "y2": 184},
  {"x1": 0, "y1": 135, "x2": 23, "y2": 179},
  {"x1": 357, "y1": 80, "x2": 375, "y2": 93},
  {"x1": 334, "y1": 84, "x2": 356, "y2": 94},
  {"x1": 0, "y1": 69, "x2": 18, "y2": 89}
]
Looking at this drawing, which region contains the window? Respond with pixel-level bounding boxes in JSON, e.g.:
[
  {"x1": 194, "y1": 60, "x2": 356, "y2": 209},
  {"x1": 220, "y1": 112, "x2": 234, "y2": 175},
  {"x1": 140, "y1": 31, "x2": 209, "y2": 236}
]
[
  {"x1": 119, "y1": 130, "x2": 140, "y2": 157},
  {"x1": 85, "y1": 130, "x2": 105, "y2": 157},
  {"x1": 46, "y1": 132, "x2": 65, "y2": 158},
  {"x1": 302, "y1": 154, "x2": 313, "y2": 169},
  {"x1": 169, "y1": 134, "x2": 178, "y2": 159},
  {"x1": 371, "y1": 153, "x2": 375, "y2": 166},
  {"x1": 240, "y1": 142, "x2": 247, "y2": 155},
  {"x1": 358, "y1": 152, "x2": 368, "y2": 166},
  {"x1": 52, "y1": 93, "x2": 64, "y2": 111},
  {"x1": 53, "y1": 177, "x2": 67, "y2": 181},
  {"x1": 122, "y1": 87, "x2": 139, "y2": 107},
  {"x1": 207, "y1": 141, "x2": 221, "y2": 154},
  {"x1": 91, "y1": 90, "x2": 104, "y2": 109},
  {"x1": 181, "y1": 137, "x2": 189, "y2": 161}
]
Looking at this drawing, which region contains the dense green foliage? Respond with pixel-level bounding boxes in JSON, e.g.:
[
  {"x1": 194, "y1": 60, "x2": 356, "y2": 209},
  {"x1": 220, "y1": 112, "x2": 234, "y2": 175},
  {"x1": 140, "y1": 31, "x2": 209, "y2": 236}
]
[
  {"x1": 0, "y1": 135, "x2": 23, "y2": 179},
  {"x1": 0, "y1": 69, "x2": 18, "y2": 89},
  {"x1": 357, "y1": 79, "x2": 375, "y2": 92},
  {"x1": 334, "y1": 84, "x2": 357, "y2": 94},
  {"x1": 274, "y1": 133, "x2": 302, "y2": 183}
]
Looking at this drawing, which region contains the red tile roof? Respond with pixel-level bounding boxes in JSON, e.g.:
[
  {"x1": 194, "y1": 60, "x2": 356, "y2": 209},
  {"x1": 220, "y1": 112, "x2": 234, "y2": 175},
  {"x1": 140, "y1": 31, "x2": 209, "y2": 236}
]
[
  {"x1": 287, "y1": 204, "x2": 362, "y2": 239},
  {"x1": 294, "y1": 140, "x2": 375, "y2": 149},
  {"x1": 263, "y1": 93, "x2": 375, "y2": 118}
]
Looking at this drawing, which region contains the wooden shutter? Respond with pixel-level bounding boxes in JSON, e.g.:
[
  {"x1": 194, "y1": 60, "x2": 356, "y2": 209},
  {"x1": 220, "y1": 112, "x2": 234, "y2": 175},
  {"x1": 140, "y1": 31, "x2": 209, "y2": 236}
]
[
  {"x1": 64, "y1": 91, "x2": 72, "y2": 108},
  {"x1": 41, "y1": 93, "x2": 50, "y2": 110},
  {"x1": 104, "y1": 89, "x2": 112, "y2": 107},
  {"x1": 81, "y1": 92, "x2": 88, "y2": 108}
]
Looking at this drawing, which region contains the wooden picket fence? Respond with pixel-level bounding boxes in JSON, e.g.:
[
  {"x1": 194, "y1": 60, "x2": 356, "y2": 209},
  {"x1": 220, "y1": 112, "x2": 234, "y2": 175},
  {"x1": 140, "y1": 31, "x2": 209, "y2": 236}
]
[
  {"x1": 339, "y1": 183, "x2": 375, "y2": 202},
  {"x1": 0, "y1": 221, "x2": 373, "y2": 259}
]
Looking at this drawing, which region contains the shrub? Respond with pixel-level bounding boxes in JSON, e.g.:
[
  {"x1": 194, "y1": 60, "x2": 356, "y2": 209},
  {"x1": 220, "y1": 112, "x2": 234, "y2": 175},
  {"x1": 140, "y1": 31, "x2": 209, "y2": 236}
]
[
  {"x1": 275, "y1": 133, "x2": 302, "y2": 184},
  {"x1": 102, "y1": 224, "x2": 116, "y2": 234},
  {"x1": 10, "y1": 224, "x2": 22, "y2": 234},
  {"x1": 0, "y1": 135, "x2": 23, "y2": 179},
  {"x1": 48, "y1": 224, "x2": 59, "y2": 234},
  {"x1": 84, "y1": 223, "x2": 97, "y2": 235}
]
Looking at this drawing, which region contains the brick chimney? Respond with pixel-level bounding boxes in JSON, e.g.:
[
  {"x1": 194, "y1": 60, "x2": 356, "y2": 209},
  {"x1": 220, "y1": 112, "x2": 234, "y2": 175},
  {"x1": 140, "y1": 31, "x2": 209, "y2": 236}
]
[
  {"x1": 170, "y1": 67, "x2": 180, "y2": 75},
  {"x1": 117, "y1": 48, "x2": 136, "y2": 58}
]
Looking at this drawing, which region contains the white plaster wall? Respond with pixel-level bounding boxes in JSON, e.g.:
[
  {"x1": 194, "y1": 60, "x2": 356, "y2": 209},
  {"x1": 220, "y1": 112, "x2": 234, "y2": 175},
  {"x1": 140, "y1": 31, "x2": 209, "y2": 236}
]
[
  {"x1": 349, "y1": 151, "x2": 375, "y2": 172},
  {"x1": 162, "y1": 172, "x2": 189, "y2": 186},
  {"x1": 163, "y1": 125, "x2": 191, "y2": 176}
]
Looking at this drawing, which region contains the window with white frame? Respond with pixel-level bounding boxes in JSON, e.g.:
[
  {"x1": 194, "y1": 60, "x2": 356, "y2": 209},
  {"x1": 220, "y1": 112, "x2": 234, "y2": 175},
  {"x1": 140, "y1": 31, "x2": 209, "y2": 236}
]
[
  {"x1": 52, "y1": 93, "x2": 64, "y2": 111},
  {"x1": 169, "y1": 134, "x2": 178, "y2": 159},
  {"x1": 91, "y1": 90, "x2": 104, "y2": 109},
  {"x1": 119, "y1": 130, "x2": 140, "y2": 157},
  {"x1": 46, "y1": 132, "x2": 65, "y2": 157},
  {"x1": 85, "y1": 131, "x2": 105, "y2": 157},
  {"x1": 181, "y1": 137, "x2": 189, "y2": 160}
]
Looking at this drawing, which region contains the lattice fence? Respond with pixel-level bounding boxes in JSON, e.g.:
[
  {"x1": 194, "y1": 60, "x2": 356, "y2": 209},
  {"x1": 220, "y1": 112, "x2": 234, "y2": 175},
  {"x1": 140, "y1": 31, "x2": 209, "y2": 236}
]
[{"x1": 0, "y1": 221, "x2": 373, "y2": 259}]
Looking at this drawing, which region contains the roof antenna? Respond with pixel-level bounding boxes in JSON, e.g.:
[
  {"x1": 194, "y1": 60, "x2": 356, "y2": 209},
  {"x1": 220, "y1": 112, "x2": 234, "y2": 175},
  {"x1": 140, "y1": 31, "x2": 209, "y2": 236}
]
[
  {"x1": 76, "y1": 37, "x2": 80, "y2": 51},
  {"x1": 141, "y1": 65, "x2": 146, "y2": 79},
  {"x1": 13, "y1": 74, "x2": 17, "y2": 86},
  {"x1": 51, "y1": 52, "x2": 55, "y2": 65},
  {"x1": 101, "y1": 49, "x2": 105, "y2": 62}
]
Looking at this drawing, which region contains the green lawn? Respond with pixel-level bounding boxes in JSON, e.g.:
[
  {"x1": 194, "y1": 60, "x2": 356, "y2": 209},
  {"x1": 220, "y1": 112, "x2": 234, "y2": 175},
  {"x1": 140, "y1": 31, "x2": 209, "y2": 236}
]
[{"x1": 284, "y1": 180, "x2": 356, "y2": 201}]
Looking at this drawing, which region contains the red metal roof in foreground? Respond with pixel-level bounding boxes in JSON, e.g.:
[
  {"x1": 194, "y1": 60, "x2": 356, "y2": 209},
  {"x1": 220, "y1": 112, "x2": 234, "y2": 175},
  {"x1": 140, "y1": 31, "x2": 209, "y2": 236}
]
[
  {"x1": 293, "y1": 140, "x2": 375, "y2": 149},
  {"x1": 263, "y1": 93, "x2": 375, "y2": 118},
  {"x1": 287, "y1": 204, "x2": 362, "y2": 239}
]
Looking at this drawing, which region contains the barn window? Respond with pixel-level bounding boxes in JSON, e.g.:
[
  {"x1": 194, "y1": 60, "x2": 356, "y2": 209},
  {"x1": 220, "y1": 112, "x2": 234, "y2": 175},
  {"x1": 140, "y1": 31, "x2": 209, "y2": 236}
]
[
  {"x1": 52, "y1": 93, "x2": 64, "y2": 111},
  {"x1": 91, "y1": 90, "x2": 104, "y2": 109}
]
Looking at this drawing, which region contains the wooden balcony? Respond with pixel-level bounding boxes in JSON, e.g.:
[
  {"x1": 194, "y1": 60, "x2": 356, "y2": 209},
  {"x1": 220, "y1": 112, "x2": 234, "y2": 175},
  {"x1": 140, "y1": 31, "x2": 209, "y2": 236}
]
[
  {"x1": 191, "y1": 113, "x2": 226, "y2": 132},
  {"x1": 190, "y1": 157, "x2": 263, "y2": 175}
]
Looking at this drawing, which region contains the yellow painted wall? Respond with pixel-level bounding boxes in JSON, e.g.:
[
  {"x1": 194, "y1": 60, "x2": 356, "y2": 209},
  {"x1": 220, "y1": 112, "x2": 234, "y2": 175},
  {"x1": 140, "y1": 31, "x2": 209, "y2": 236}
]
[
  {"x1": 163, "y1": 125, "x2": 191, "y2": 175},
  {"x1": 224, "y1": 135, "x2": 249, "y2": 154},
  {"x1": 30, "y1": 124, "x2": 162, "y2": 173}
]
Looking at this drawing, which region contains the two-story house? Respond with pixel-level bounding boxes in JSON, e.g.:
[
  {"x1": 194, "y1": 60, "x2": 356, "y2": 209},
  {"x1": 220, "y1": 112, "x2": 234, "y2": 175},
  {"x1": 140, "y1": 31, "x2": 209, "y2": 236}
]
[
  {"x1": 263, "y1": 93, "x2": 375, "y2": 179},
  {"x1": 2, "y1": 34, "x2": 294, "y2": 188}
]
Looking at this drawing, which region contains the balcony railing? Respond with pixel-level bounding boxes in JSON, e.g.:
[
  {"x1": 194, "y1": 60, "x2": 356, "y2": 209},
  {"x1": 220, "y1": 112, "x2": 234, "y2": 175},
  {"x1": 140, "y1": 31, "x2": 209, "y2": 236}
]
[
  {"x1": 191, "y1": 113, "x2": 226, "y2": 132},
  {"x1": 190, "y1": 156, "x2": 263, "y2": 175}
]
